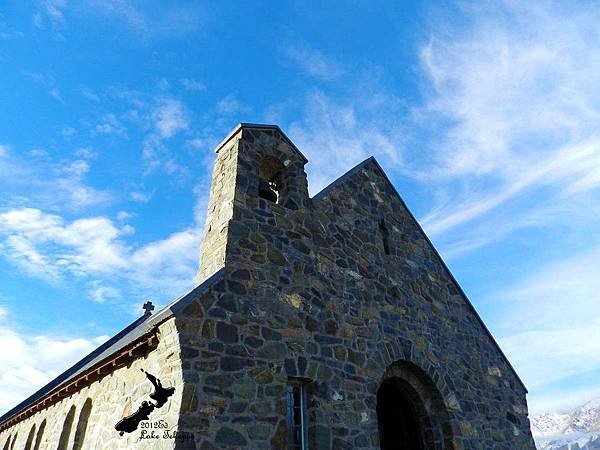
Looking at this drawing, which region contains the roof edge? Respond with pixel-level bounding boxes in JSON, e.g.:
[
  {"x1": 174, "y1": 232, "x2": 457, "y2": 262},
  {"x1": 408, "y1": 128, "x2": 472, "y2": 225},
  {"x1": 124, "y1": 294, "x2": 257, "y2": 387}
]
[
  {"x1": 0, "y1": 330, "x2": 158, "y2": 431},
  {"x1": 311, "y1": 156, "x2": 376, "y2": 202},
  {"x1": 312, "y1": 156, "x2": 529, "y2": 393},
  {"x1": 149, "y1": 268, "x2": 226, "y2": 325},
  {"x1": 0, "y1": 314, "x2": 151, "y2": 425},
  {"x1": 213, "y1": 123, "x2": 309, "y2": 163},
  {"x1": 0, "y1": 269, "x2": 226, "y2": 426}
]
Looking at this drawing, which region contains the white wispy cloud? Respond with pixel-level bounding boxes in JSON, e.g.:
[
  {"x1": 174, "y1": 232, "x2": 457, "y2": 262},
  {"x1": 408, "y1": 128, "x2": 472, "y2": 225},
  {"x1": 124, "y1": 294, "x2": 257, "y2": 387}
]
[
  {"x1": 415, "y1": 1, "x2": 600, "y2": 239},
  {"x1": 49, "y1": 87, "x2": 65, "y2": 103},
  {"x1": 285, "y1": 43, "x2": 345, "y2": 80},
  {"x1": 61, "y1": 126, "x2": 76, "y2": 136},
  {"x1": 0, "y1": 208, "x2": 128, "y2": 279},
  {"x1": 116, "y1": 210, "x2": 134, "y2": 221},
  {"x1": 286, "y1": 91, "x2": 404, "y2": 194},
  {"x1": 100, "y1": 87, "x2": 195, "y2": 176},
  {"x1": 179, "y1": 78, "x2": 205, "y2": 92},
  {"x1": 151, "y1": 98, "x2": 189, "y2": 138},
  {"x1": 421, "y1": 140, "x2": 600, "y2": 236},
  {"x1": 35, "y1": 0, "x2": 67, "y2": 29},
  {"x1": 0, "y1": 308, "x2": 108, "y2": 414},
  {"x1": 24, "y1": 71, "x2": 55, "y2": 87},
  {"x1": 492, "y1": 244, "x2": 600, "y2": 412},
  {"x1": 87, "y1": 280, "x2": 121, "y2": 303},
  {"x1": 0, "y1": 207, "x2": 202, "y2": 300},
  {"x1": 74, "y1": 147, "x2": 97, "y2": 159},
  {"x1": 84, "y1": 0, "x2": 204, "y2": 38},
  {"x1": 216, "y1": 94, "x2": 250, "y2": 116},
  {"x1": 0, "y1": 17, "x2": 24, "y2": 40},
  {"x1": 93, "y1": 113, "x2": 127, "y2": 137},
  {"x1": 79, "y1": 86, "x2": 100, "y2": 102},
  {"x1": 129, "y1": 190, "x2": 153, "y2": 203},
  {"x1": 0, "y1": 149, "x2": 111, "y2": 210},
  {"x1": 129, "y1": 228, "x2": 201, "y2": 293},
  {"x1": 24, "y1": 71, "x2": 67, "y2": 102}
]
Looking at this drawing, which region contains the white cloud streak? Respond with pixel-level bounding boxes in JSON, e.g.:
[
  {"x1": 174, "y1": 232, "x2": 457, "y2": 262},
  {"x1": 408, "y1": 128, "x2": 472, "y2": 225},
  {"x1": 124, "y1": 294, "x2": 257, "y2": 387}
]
[
  {"x1": 490, "y1": 244, "x2": 600, "y2": 413},
  {"x1": 179, "y1": 78, "x2": 205, "y2": 92},
  {"x1": 151, "y1": 98, "x2": 189, "y2": 138},
  {"x1": 285, "y1": 43, "x2": 345, "y2": 80},
  {"x1": 83, "y1": 0, "x2": 203, "y2": 38},
  {"x1": 35, "y1": 0, "x2": 67, "y2": 29},
  {"x1": 94, "y1": 113, "x2": 127, "y2": 137},
  {"x1": 415, "y1": 1, "x2": 600, "y2": 239},
  {"x1": 0, "y1": 150, "x2": 111, "y2": 211},
  {"x1": 0, "y1": 207, "x2": 201, "y2": 300},
  {"x1": 0, "y1": 310, "x2": 108, "y2": 414},
  {"x1": 216, "y1": 94, "x2": 250, "y2": 116},
  {"x1": 287, "y1": 91, "x2": 404, "y2": 194}
]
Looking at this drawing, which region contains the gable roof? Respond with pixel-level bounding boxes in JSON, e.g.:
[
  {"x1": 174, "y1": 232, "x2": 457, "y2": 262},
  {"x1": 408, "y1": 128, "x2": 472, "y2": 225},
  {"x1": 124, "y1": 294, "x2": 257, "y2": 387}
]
[
  {"x1": 214, "y1": 123, "x2": 309, "y2": 163},
  {"x1": 312, "y1": 156, "x2": 528, "y2": 393}
]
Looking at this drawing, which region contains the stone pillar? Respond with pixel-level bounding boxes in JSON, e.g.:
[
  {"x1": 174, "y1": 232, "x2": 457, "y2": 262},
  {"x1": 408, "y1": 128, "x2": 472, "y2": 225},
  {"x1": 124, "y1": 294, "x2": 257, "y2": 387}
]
[
  {"x1": 196, "y1": 124, "x2": 310, "y2": 284},
  {"x1": 196, "y1": 133, "x2": 241, "y2": 283}
]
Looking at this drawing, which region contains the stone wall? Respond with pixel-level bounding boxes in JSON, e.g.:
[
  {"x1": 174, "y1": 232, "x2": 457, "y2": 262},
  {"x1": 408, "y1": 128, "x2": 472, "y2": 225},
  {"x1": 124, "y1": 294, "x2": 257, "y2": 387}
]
[
  {"x1": 172, "y1": 126, "x2": 536, "y2": 449},
  {"x1": 0, "y1": 318, "x2": 184, "y2": 450}
]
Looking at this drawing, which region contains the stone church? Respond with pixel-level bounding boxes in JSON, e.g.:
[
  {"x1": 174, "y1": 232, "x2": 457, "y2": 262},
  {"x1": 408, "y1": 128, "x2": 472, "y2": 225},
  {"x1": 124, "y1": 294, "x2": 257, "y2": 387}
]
[{"x1": 0, "y1": 124, "x2": 536, "y2": 449}]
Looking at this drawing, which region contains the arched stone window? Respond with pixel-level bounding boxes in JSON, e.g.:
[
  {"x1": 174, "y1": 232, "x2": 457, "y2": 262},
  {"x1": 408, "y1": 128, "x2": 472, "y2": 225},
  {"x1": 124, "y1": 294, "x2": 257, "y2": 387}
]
[
  {"x1": 258, "y1": 156, "x2": 285, "y2": 204},
  {"x1": 8, "y1": 432, "x2": 17, "y2": 450},
  {"x1": 33, "y1": 420, "x2": 46, "y2": 450},
  {"x1": 24, "y1": 424, "x2": 36, "y2": 450},
  {"x1": 57, "y1": 405, "x2": 76, "y2": 450},
  {"x1": 2, "y1": 435, "x2": 11, "y2": 450},
  {"x1": 72, "y1": 399, "x2": 92, "y2": 450}
]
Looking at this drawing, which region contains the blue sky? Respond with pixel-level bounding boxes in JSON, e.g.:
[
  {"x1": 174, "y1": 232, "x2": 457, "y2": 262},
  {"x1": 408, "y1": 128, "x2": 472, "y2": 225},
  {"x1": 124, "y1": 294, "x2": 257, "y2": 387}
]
[{"x1": 1, "y1": 0, "x2": 599, "y2": 417}]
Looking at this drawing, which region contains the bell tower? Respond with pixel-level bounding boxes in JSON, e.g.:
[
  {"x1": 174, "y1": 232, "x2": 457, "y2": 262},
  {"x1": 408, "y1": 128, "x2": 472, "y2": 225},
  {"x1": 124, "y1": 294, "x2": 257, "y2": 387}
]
[{"x1": 196, "y1": 123, "x2": 310, "y2": 283}]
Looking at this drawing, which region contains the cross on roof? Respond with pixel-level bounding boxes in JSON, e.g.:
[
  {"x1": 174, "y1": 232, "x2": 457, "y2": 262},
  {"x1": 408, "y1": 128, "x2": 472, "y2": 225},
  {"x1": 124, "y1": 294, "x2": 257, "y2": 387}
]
[{"x1": 143, "y1": 301, "x2": 155, "y2": 316}]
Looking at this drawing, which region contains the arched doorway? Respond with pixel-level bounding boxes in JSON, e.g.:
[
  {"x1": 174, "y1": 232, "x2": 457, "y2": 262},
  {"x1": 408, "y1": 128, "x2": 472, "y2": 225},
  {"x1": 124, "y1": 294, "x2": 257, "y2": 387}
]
[
  {"x1": 377, "y1": 377, "x2": 425, "y2": 449},
  {"x1": 377, "y1": 361, "x2": 454, "y2": 450}
]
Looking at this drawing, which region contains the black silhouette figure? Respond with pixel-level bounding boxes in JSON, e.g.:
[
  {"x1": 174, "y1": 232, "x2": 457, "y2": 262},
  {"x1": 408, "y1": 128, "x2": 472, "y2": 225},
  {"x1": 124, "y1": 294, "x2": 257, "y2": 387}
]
[
  {"x1": 142, "y1": 369, "x2": 175, "y2": 408},
  {"x1": 114, "y1": 401, "x2": 155, "y2": 436}
]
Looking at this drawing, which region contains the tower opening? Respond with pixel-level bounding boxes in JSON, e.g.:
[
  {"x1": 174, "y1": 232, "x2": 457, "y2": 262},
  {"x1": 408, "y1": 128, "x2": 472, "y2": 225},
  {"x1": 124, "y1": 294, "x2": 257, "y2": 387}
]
[{"x1": 258, "y1": 156, "x2": 285, "y2": 204}]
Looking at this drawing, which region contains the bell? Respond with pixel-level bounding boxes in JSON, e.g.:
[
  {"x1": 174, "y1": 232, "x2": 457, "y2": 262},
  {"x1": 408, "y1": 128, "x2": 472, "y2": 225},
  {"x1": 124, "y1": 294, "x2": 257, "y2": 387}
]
[{"x1": 259, "y1": 179, "x2": 278, "y2": 203}]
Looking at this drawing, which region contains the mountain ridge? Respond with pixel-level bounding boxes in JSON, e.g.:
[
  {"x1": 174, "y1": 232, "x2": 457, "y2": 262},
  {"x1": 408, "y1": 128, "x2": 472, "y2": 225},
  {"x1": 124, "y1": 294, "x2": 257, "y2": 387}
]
[{"x1": 532, "y1": 398, "x2": 600, "y2": 449}]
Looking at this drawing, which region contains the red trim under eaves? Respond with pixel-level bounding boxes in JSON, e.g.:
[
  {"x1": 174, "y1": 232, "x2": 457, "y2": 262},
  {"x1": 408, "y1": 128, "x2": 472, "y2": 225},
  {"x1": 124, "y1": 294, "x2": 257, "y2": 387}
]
[{"x1": 0, "y1": 331, "x2": 159, "y2": 432}]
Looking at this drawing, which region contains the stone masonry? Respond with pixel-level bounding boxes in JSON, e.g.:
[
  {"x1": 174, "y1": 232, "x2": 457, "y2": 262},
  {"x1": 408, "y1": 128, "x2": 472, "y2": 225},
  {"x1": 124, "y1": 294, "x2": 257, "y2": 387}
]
[
  {"x1": 0, "y1": 318, "x2": 183, "y2": 450},
  {"x1": 0, "y1": 123, "x2": 536, "y2": 449}
]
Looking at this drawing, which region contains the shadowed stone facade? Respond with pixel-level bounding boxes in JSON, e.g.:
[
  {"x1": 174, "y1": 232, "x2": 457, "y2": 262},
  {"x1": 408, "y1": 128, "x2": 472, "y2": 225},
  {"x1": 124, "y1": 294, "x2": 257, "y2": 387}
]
[{"x1": 0, "y1": 124, "x2": 536, "y2": 449}]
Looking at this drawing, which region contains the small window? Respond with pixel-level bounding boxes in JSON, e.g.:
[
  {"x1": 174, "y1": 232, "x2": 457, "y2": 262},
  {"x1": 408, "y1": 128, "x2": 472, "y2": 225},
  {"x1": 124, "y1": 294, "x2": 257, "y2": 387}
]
[
  {"x1": 258, "y1": 156, "x2": 285, "y2": 204},
  {"x1": 379, "y1": 219, "x2": 390, "y2": 255},
  {"x1": 287, "y1": 380, "x2": 308, "y2": 450},
  {"x1": 73, "y1": 399, "x2": 93, "y2": 450},
  {"x1": 24, "y1": 424, "x2": 35, "y2": 450},
  {"x1": 8, "y1": 432, "x2": 17, "y2": 450},
  {"x1": 33, "y1": 420, "x2": 46, "y2": 450},
  {"x1": 57, "y1": 405, "x2": 76, "y2": 450}
]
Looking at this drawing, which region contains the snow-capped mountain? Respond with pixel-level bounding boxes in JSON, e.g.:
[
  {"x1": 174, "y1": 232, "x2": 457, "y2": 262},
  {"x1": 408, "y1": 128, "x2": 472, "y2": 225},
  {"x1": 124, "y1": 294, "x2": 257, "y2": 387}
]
[{"x1": 532, "y1": 398, "x2": 600, "y2": 449}]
